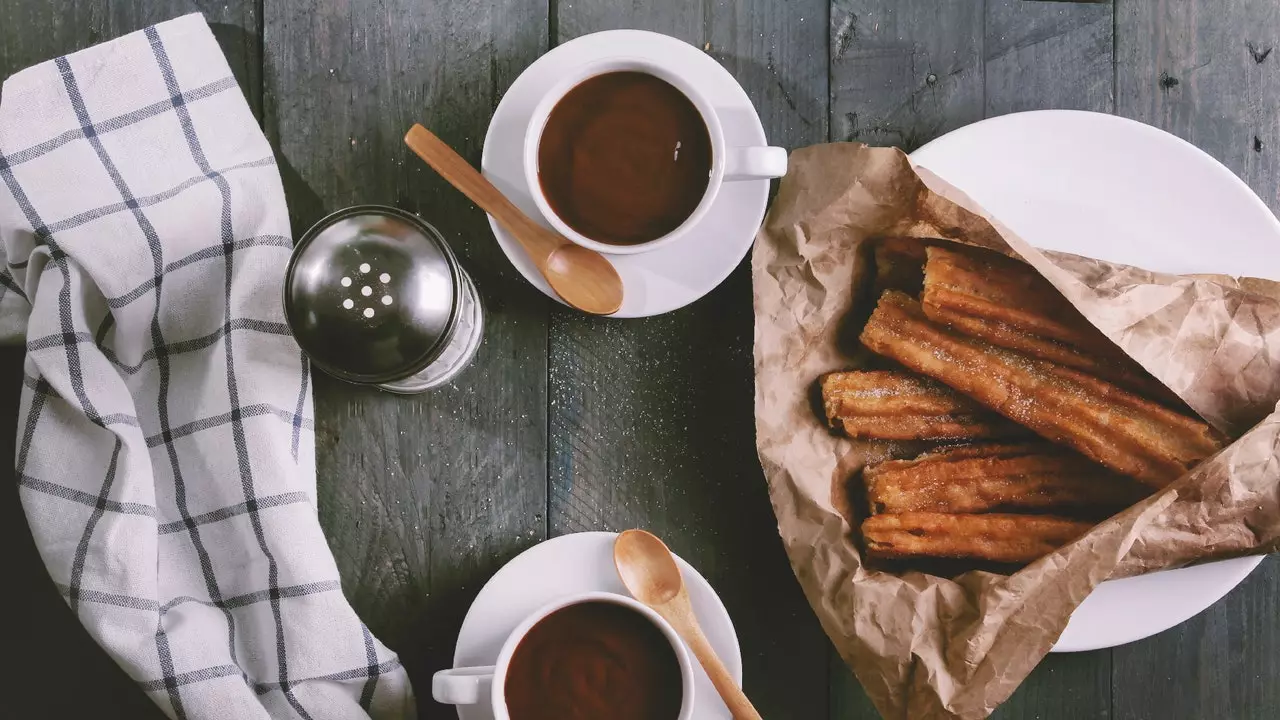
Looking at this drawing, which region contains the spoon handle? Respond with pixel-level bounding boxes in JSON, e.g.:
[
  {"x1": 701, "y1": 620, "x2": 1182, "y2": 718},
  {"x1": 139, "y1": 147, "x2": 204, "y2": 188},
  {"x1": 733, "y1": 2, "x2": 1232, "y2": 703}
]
[
  {"x1": 678, "y1": 614, "x2": 763, "y2": 720},
  {"x1": 403, "y1": 124, "x2": 554, "y2": 260}
]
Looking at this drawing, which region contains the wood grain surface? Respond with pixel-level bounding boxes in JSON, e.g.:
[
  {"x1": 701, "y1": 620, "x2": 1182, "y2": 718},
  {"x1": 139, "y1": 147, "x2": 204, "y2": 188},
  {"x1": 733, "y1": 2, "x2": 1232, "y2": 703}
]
[
  {"x1": 1, "y1": 1, "x2": 1278, "y2": 719},
  {"x1": 986, "y1": 0, "x2": 1114, "y2": 115},
  {"x1": 830, "y1": 0, "x2": 984, "y2": 151}
]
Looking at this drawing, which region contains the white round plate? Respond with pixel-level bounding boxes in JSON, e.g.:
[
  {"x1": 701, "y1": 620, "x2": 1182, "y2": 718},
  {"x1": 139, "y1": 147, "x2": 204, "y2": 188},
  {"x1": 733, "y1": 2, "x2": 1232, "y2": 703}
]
[
  {"x1": 911, "y1": 109, "x2": 1276, "y2": 652},
  {"x1": 451, "y1": 532, "x2": 742, "y2": 719},
  {"x1": 480, "y1": 30, "x2": 771, "y2": 318}
]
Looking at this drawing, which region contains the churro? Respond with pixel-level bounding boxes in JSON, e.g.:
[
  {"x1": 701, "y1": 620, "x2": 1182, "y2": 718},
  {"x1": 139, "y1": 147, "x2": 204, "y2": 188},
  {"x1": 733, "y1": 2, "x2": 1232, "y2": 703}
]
[
  {"x1": 862, "y1": 512, "x2": 1093, "y2": 564},
  {"x1": 859, "y1": 290, "x2": 1223, "y2": 487},
  {"x1": 864, "y1": 443, "x2": 1151, "y2": 514},
  {"x1": 921, "y1": 245, "x2": 1171, "y2": 399},
  {"x1": 821, "y1": 370, "x2": 1028, "y2": 441}
]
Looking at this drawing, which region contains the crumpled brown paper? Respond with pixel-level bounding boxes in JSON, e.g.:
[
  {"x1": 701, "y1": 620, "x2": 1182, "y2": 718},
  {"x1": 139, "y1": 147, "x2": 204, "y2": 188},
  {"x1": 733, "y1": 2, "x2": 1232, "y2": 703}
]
[{"x1": 752, "y1": 143, "x2": 1280, "y2": 719}]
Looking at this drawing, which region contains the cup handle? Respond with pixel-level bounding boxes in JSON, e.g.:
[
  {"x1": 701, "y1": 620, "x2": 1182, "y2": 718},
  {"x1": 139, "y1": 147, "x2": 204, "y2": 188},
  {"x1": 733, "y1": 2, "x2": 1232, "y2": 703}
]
[
  {"x1": 432, "y1": 666, "x2": 495, "y2": 705},
  {"x1": 722, "y1": 146, "x2": 788, "y2": 181}
]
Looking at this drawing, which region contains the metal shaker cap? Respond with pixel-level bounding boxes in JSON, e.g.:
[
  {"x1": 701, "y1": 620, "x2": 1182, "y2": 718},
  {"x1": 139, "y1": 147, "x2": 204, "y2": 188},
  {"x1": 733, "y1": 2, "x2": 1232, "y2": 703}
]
[{"x1": 284, "y1": 205, "x2": 462, "y2": 384}]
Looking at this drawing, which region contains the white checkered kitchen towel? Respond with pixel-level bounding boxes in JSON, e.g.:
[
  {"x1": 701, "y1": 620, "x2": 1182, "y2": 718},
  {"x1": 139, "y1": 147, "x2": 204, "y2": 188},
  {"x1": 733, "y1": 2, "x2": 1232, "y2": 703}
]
[{"x1": 0, "y1": 14, "x2": 413, "y2": 719}]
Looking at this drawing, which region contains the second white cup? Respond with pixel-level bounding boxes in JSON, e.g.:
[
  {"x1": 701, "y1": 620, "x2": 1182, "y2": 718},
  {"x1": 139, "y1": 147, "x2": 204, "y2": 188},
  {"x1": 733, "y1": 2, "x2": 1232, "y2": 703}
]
[{"x1": 432, "y1": 590, "x2": 696, "y2": 719}]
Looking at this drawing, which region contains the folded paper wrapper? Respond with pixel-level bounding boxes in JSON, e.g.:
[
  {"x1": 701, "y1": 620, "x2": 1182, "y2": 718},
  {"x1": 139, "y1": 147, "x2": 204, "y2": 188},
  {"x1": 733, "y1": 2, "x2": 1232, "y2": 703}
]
[{"x1": 752, "y1": 143, "x2": 1280, "y2": 719}]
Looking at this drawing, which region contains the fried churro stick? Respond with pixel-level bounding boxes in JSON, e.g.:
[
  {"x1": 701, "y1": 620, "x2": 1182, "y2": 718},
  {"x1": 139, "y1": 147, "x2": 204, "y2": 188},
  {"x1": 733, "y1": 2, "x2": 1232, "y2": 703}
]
[
  {"x1": 921, "y1": 245, "x2": 1171, "y2": 399},
  {"x1": 821, "y1": 370, "x2": 1029, "y2": 441},
  {"x1": 859, "y1": 291, "x2": 1224, "y2": 487},
  {"x1": 910, "y1": 442, "x2": 1039, "y2": 461},
  {"x1": 862, "y1": 512, "x2": 1093, "y2": 564},
  {"x1": 864, "y1": 442, "x2": 1151, "y2": 514}
]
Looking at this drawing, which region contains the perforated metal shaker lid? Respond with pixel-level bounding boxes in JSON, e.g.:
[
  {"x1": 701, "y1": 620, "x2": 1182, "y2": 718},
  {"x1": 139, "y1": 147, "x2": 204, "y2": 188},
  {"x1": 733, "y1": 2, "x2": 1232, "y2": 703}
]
[{"x1": 284, "y1": 205, "x2": 462, "y2": 384}]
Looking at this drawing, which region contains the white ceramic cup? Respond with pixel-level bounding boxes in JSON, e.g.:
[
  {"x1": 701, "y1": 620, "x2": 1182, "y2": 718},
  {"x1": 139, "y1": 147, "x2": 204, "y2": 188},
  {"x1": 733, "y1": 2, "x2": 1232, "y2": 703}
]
[
  {"x1": 522, "y1": 56, "x2": 788, "y2": 255},
  {"x1": 432, "y1": 591, "x2": 696, "y2": 719}
]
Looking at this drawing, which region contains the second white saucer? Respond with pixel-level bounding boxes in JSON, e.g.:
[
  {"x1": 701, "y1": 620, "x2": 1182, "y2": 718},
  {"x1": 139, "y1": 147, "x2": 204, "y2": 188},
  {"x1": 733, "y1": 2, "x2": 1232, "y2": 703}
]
[
  {"x1": 480, "y1": 30, "x2": 773, "y2": 318},
  {"x1": 451, "y1": 531, "x2": 742, "y2": 720}
]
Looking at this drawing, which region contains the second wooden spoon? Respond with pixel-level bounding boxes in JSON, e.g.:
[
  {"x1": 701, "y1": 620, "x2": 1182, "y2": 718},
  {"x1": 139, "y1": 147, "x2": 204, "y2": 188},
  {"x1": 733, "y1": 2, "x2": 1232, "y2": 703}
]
[
  {"x1": 615, "y1": 529, "x2": 763, "y2": 720},
  {"x1": 404, "y1": 124, "x2": 623, "y2": 315}
]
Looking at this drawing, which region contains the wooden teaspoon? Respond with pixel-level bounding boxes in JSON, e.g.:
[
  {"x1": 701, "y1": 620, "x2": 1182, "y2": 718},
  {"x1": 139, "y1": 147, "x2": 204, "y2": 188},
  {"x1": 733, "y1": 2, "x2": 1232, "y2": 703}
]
[
  {"x1": 403, "y1": 124, "x2": 624, "y2": 315},
  {"x1": 614, "y1": 529, "x2": 763, "y2": 720}
]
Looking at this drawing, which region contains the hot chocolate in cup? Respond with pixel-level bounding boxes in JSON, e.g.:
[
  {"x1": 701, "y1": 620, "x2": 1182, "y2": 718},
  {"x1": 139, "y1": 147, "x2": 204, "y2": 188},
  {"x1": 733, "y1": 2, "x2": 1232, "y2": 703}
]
[
  {"x1": 432, "y1": 591, "x2": 696, "y2": 720},
  {"x1": 523, "y1": 56, "x2": 787, "y2": 256}
]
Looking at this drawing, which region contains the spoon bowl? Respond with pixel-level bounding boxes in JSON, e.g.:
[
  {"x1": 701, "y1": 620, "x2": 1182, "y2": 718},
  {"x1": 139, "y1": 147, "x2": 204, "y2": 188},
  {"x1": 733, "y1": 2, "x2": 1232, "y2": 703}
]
[
  {"x1": 404, "y1": 124, "x2": 623, "y2": 315},
  {"x1": 543, "y1": 241, "x2": 624, "y2": 315},
  {"x1": 614, "y1": 528, "x2": 684, "y2": 606}
]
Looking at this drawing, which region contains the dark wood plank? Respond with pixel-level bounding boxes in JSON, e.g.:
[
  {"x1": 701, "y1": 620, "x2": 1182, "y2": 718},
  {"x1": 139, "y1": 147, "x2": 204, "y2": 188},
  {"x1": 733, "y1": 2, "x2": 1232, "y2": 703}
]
[
  {"x1": 548, "y1": 3, "x2": 831, "y2": 718},
  {"x1": 261, "y1": 1, "x2": 549, "y2": 715},
  {"x1": 1113, "y1": 3, "x2": 1280, "y2": 717},
  {"x1": 994, "y1": 651, "x2": 1112, "y2": 719},
  {"x1": 985, "y1": 0, "x2": 1114, "y2": 116},
  {"x1": 830, "y1": 0, "x2": 984, "y2": 152},
  {"x1": 1111, "y1": 557, "x2": 1280, "y2": 719},
  {"x1": 1117, "y1": 0, "x2": 1280, "y2": 215},
  {"x1": 0, "y1": 2, "x2": 258, "y2": 717}
]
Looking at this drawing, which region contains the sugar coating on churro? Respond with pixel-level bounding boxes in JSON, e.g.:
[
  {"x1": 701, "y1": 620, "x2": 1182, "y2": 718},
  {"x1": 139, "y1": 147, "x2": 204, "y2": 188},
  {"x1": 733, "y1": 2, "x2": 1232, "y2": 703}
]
[
  {"x1": 860, "y1": 290, "x2": 1223, "y2": 487},
  {"x1": 862, "y1": 512, "x2": 1093, "y2": 564}
]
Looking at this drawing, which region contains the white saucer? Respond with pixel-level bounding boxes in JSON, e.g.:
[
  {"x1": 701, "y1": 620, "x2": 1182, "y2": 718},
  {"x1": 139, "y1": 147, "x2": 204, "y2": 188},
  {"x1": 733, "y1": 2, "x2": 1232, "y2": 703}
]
[
  {"x1": 912, "y1": 110, "x2": 1275, "y2": 652},
  {"x1": 451, "y1": 532, "x2": 742, "y2": 719},
  {"x1": 480, "y1": 30, "x2": 771, "y2": 317}
]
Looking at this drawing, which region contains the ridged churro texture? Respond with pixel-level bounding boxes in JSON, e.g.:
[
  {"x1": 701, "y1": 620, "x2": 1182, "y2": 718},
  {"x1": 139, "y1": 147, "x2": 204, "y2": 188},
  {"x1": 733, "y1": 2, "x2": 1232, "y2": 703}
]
[
  {"x1": 861, "y1": 512, "x2": 1094, "y2": 564},
  {"x1": 863, "y1": 442, "x2": 1151, "y2": 515},
  {"x1": 820, "y1": 370, "x2": 1029, "y2": 441},
  {"x1": 920, "y1": 245, "x2": 1173, "y2": 400},
  {"x1": 859, "y1": 290, "x2": 1224, "y2": 487}
]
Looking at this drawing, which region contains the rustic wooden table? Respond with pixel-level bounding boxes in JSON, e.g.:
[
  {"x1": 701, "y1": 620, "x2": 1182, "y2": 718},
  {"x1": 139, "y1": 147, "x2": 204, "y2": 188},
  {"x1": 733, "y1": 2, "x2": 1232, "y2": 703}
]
[{"x1": 2, "y1": 1, "x2": 1278, "y2": 718}]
